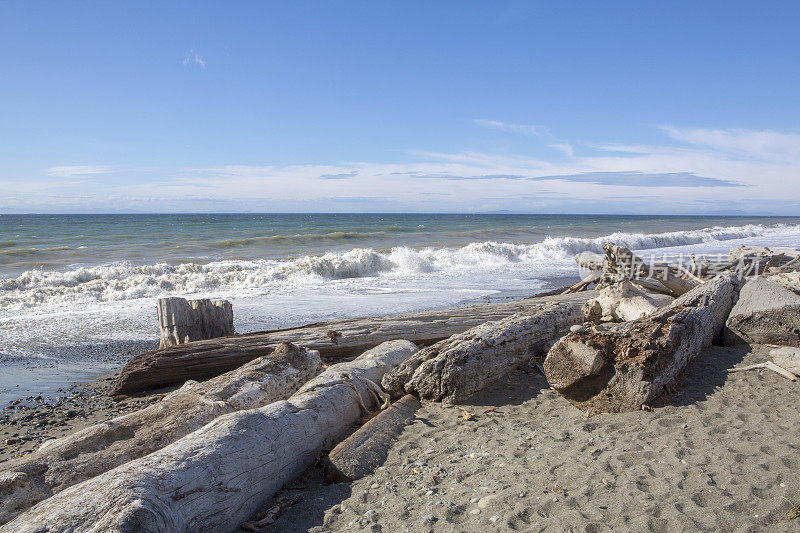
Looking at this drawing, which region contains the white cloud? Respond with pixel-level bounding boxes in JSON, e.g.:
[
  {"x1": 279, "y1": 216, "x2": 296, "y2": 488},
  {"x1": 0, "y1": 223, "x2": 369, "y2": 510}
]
[
  {"x1": 5, "y1": 126, "x2": 800, "y2": 214},
  {"x1": 182, "y1": 51, "x2": 206, "y2": 69},
  {"x1": 474, "y1": 119, "x2": 548, "y2": 136},
  {"x1": 45, "y1": 165, "x2": 112, "y2": 178},
  {"x1": 662, "y1": 126, "x2": 800, "y2": 164}
]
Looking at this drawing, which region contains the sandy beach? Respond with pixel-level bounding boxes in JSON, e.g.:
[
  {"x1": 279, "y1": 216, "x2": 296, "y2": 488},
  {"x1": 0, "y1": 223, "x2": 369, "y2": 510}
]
[{"x1": 252, "y1": 344, "x2": 800, "y2": 532}]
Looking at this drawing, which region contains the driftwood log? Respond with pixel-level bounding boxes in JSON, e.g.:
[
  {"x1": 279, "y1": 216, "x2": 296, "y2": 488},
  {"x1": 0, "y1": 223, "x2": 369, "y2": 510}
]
[
  {"x1": 3, "y1": 340, "x2": 417, "y2": 533},
  {"x1": 544, "y1": 273, "x2": 741, "y2": 415},
  {"x1": 724, "y1": 277, "x2": 800, "y2": 347},
  {"x1": 582, "y1": 280, "x2": 674, "y2": 322},
  {"x1": 0, "y1": 343, "x2": 321, "y2": 526},
  {"x1": 383, "y1": 301, "x2": 583, "y2": 403},
  {"x1": 325, "y1": 393, "x2": 421, "y2": 482},
  {"x1": 111, "y1": 291, "x2": 593, "y2": 396},
  {"x1": 157, "y1": 297, "x2": 234, "y2": 349}
]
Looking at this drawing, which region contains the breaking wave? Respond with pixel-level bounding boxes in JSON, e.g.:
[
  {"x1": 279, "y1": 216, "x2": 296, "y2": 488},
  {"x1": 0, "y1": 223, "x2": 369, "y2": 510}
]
[{"x1": 1, "y1": 223, "x2": 797, "y2": 310}]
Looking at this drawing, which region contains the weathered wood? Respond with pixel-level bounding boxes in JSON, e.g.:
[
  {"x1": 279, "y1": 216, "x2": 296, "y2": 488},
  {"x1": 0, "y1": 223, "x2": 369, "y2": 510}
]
[
  {"x1": 4, "y1": 340, "x2": 418, "y2": 533},
  {"x1": 110, "y1": 291, "x2": 594, "y2": 396},
  {"x1": 769, "y1": 347, "x2": 800, "y2": 376},
  {"x1": 324, "y1": 394, "x2": 421, "y2": 482},
  {"x1": 582, "y1": 280, "x2": 673, "y2": 322},
  {"x1": 601, "y1": 243, "x2": 698, "y2": 297},
  {"x1": 728, "y1": 361, "x2": 797, "y2": 381},
  {"x1": 157, "y1": 297, "x2": 234, "y2": 349},
  {"x1": 383, "y1": 302, "x2": 583, "y2": 403},
  {"x1": 0, "y1": 343, "x2": 321, "y2": 526},
  {"x1": 544, "y1": 273, "x2": 741, "y2": 415},
  {"x1": 724, "y1": 277, "x2": 800, "y2": 347}
]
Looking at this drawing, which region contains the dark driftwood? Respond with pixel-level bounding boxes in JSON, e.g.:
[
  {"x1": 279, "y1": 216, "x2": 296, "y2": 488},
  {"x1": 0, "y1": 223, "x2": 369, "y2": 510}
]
[
  {"x1": 544, "y1": 273, "x2": 741, "y2": 415},
  {"x1": 110, "y1": 292, "x2": 594, "y2": 396},
  {"x1": 325, "y1": 394, "x2": 421, "y2": 482}
]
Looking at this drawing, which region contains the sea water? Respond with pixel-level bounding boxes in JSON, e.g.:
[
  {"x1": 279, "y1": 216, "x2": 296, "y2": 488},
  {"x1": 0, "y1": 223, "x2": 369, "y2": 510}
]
[{"x1": 2, "y1": 214, "x2": 800, "y2": 403}]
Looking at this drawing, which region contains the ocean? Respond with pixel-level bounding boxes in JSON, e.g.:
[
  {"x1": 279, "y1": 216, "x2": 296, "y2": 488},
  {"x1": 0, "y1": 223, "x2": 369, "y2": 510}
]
[{"x1": 2, "y1": 213, "x2": 800, "y2": 403}]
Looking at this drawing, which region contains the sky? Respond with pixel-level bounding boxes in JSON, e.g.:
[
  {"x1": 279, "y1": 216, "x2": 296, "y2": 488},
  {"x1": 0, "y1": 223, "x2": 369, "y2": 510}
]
[{"x1": 1, "y1": 1, "x2": 800, "y2": 214}]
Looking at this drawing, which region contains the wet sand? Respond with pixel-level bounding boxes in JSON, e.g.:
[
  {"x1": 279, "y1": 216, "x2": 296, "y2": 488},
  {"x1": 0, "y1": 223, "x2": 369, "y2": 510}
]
[
  {"x1": 255, "y1": 344, "x2": 800, "y2": 532},
  {"x1": 0, "y1": 373, "x2": 162, "y2": 464}
]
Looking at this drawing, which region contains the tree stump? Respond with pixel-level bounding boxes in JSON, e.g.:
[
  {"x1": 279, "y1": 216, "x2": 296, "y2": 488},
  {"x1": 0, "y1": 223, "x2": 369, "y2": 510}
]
[{"x1": 157, "y1": 297, "x2": 234, "y2": 349}]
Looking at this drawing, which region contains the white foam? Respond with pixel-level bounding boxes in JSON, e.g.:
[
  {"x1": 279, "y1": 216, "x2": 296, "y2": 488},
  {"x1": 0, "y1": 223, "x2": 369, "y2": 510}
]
[{"x1": 1, "y1": 222, "x2": 799, "y2": 311}]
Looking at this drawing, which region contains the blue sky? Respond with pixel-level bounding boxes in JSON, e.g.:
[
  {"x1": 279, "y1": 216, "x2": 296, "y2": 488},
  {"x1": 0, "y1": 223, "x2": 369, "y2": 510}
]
[{"x1": 2, "y1": 1, "x2": 800, "y2": 214}]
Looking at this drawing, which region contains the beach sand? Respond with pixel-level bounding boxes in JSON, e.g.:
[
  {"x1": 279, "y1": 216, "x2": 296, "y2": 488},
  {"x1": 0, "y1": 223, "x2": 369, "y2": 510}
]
[{"x1": 253, "y1": 344, "x2": 800, "y2": 532}]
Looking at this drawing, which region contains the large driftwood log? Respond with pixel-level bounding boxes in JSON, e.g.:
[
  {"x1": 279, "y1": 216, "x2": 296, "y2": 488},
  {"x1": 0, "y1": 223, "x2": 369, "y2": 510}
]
[
  {"x1": 383, "y1": 302, "x2": 583, "y2": 403},
  {"x1": 0, "y1": 343, "x2": 321, "y2": 526},
  {"x1": 582, "y1": 280, "x2": 674, "y2": 322},
  {"x1": 111, "y1": 291, "x2": 593, "y2": 396},
  {"x1": 544, "y1": 273, "x2": 741, "y2": 415},
  {"x1": 325, "y1": 393, "x2": 421, "y2": 482},
  {"x1": 724, "y1": 277, "x2": 800, "y2": 347},
  {"x1": 157, "y1": 297, "x2": 234, "y2": 349},
  {"x1": 4, "y1": 340, "x2": 417, "y2": 533}
]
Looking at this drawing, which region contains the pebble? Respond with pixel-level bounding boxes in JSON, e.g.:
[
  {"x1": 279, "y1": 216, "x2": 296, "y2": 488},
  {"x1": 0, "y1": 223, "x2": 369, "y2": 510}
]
[
  {"x1": 490, "y1": 516, "x2": 500, "y2": 522},
  {"x1": 477, "y1": 495, "x2": 497, "y2": 508},
  {"x1": 570, "y1": 324, "x2": 587, "y2": 333},
  {"x1": 423, "y1": 514, "x2": 436, "y2": 522},
  {"x1": 470, "y1": 509, "x2": 481, "y2": 515}
]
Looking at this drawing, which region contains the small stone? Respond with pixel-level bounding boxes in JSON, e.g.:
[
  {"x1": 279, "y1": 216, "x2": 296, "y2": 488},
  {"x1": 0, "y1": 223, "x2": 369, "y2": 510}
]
[
  {"x1": 477, "y1": 495, "x2": 497, "y2": 509},
  {"x1": 469, "y1": 497, "x2": 480, "y2": 503},
  {"x1": 490, "y1": 516, "x2": 500, "y2": 522},
  {"x1": 423, "y1": 514, "x2": 436, "y2": 522},
  {"x1": 470, "y1": 509, "x2": 481, "y2": 515},
  {"x1": 570, "y1": 324, "x2": 587, "y2": 333}
]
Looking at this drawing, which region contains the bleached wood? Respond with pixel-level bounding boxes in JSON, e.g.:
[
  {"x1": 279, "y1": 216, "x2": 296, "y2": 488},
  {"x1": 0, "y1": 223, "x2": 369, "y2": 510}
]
[
  {"x1": 769, "y1": 347, "x2": 800, "y2": 376},
  {"x1": 544, "y1": 274, "x2": 741, "y2": 415},
  {"x1": 383, "y1": 302, "x2": 583, "y2": 403},
  {"x1": 582, "y1": 280, "x2": 673, "y2": 322},
  {"x1": 0, "y1": 343, "x2": 321, "y2": 526},
  {"x1": 111, "y1": 291, "x2": 594, "y2": 396},
  {"x1": 157, "y1": 297, "x2": 234, "y2": 349},
  {"x1": 3, "y1": 340, "x2": 417, "y2": 533},
  {"x1": 729, "y1": 362, "x2": 797, "y2": 381}
]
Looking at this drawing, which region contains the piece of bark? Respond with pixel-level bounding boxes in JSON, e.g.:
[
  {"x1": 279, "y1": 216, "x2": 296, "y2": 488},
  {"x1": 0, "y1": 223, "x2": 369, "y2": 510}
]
[
  {"x1": 770, "y1": 347, "x2": 800, "y2": 376},
  {"x1": 544, "y1": 273, "x2": 741, "y2": 415},
  {"x1": 582, "y1": 280, "x2": 674, "y2": 322},
  {"x1": 383, "y1": 302, "x2": 583, "y2": 403},
  {"x1": 157, "y1": 297, "x2": 234, "y2": 349},
  {"x1": 0, "y1": 343, "x2": 321, "y2": 526},
  {"x1": 110, "y1": 291, "x2": 594, "y2": 396},
  {"x1": 724, "y1": 277, "x2": 800, "y2": 347},
  {"x1": 3, "y1": 340, "x2": 417, "y2": 533},
  {"x1": 324, "y1": 394, "x2": 421, "y2": 482}
]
